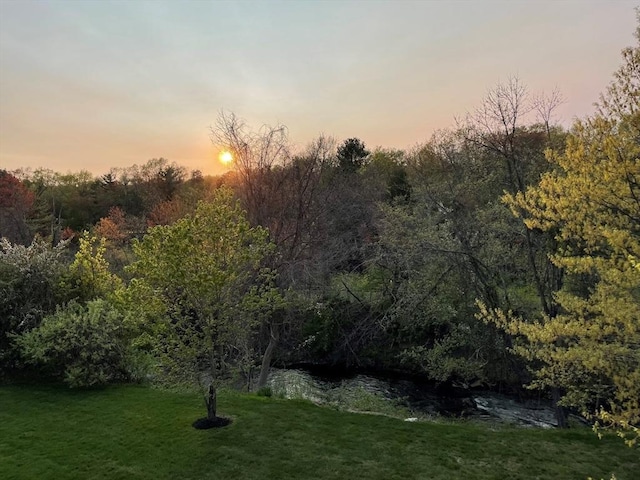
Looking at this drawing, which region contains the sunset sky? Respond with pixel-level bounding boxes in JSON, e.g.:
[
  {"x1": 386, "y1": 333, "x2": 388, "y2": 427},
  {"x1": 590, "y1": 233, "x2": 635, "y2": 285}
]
[{"x1": 0, "y1": 0, "x2": 636, "y2": 177}]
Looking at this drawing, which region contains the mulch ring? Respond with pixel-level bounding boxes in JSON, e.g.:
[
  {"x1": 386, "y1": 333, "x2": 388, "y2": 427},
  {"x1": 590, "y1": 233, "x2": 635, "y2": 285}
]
[{"x1": 192, "y1": 416, "x2": 233, "y2": 429}]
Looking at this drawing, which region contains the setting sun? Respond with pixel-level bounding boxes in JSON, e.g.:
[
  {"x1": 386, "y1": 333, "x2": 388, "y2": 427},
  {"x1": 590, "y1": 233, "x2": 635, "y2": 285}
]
[{"x1": 219, "y1": 150, "x2": 233, "y2": 165}]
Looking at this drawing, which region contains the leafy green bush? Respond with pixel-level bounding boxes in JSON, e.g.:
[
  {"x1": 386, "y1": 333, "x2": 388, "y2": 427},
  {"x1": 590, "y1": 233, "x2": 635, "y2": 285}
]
[
  {"x1": 0, "y1": 238, "x2": 71, "y2": 375},
  {"x1": 15, "y1": 299, "x2": 136, "y2": 387}
]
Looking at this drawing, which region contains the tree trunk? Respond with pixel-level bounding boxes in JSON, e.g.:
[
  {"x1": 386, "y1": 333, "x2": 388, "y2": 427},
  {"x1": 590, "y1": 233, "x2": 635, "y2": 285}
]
[
  {"x1": 257, "y1": 323, "x2": 279, "y2": 389},
  {"x1": 551, "y1": 387, "x2": 568, "y2": 428},
  {"x1": 205, "y1": 384, "x2": 217, "y2": 421}
]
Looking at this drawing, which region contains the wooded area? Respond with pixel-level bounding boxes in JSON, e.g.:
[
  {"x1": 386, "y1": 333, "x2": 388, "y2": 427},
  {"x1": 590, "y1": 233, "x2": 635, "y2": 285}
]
[{"x1": 1, "y1": 18, "x2": 638, "y2": 447}]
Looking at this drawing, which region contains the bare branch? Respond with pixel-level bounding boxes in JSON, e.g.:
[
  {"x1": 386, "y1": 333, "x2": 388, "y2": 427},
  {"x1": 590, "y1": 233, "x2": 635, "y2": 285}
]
[{"x1": 533, "y1": 88, "x2": 565, "y2": 137}]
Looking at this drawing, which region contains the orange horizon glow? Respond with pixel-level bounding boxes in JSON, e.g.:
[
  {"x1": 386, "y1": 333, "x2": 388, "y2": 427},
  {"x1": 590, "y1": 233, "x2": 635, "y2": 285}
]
[{"x1": 0, "y1": 2, "x2": 634, "y2": 178}]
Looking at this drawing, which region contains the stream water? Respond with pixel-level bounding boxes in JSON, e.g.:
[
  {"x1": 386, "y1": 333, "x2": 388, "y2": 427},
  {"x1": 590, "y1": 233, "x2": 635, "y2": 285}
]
[{"x1": 266, "y1": 367, "x2": 561, "y2": 428}]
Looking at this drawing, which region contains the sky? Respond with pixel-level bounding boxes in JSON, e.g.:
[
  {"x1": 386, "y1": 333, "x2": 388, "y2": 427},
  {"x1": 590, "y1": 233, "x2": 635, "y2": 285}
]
[{"x1": 0, "y1": 0, "x2": 637, "y2": 177}]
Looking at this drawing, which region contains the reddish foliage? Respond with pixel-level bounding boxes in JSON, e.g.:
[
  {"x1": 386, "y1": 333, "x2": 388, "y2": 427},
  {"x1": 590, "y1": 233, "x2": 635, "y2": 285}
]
[
  {"x1": 0, "y1": 171, "x2": 36, "y2": 243},
  {"x1": 61, "y1": 227, "x2": 76, "y2": 241},
  {"x1": 147, "y1": 198, "x2": 187, "y2": 227},
  {"x1": 0, "y1": 171, "x2": 35, "y2": 211},
  {"x1": 95, "y1": 207, "x2": 128, "y2": 244}
]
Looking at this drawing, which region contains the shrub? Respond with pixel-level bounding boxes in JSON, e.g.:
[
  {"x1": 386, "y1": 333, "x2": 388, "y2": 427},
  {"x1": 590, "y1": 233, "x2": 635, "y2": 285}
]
[
  {"x1": 0, "y1": 237, "x2": 70, "y2": 375},
  {"x1": 15, "y1": 299, "x2": 136, "y2": 387}
]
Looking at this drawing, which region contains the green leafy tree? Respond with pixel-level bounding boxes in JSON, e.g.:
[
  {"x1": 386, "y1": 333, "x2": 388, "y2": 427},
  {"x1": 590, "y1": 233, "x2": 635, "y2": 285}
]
[
  {"x1": 480, "y1": 24, "x2": 639, "y2": 446},
  {"x1": 365, "y1": 126, "x2": 558, "y2": 386},
  {"x1": 64, "y1": 232, "x2": 123, "y2": 301},
  {"x1": 460, "y1": 78, "x2": 571, "y2": 425},
  {"x1": 126, "y1": 187, "x2": 282, "y2": 422},
  {"x1": 362, "y1": 149, "x2": 411, "y2": 204},
  {"x1": 375, "y1": 191, "x2": 504, "y2": 384},
  {"x1": 337, "y1": 137, "x2": 370, "y2": 173}
]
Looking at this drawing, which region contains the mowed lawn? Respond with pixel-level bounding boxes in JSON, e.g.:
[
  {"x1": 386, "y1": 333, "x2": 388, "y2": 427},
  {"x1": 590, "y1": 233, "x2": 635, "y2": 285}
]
[{"x1": 0, "y1": 385, "x2": 637, "y2": 480}]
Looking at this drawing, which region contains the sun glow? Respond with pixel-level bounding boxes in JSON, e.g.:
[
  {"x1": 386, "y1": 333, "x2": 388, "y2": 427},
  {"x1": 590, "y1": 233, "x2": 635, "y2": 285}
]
[{"x1": 219, "y1": 150, "x2": 233, "y2": 165}]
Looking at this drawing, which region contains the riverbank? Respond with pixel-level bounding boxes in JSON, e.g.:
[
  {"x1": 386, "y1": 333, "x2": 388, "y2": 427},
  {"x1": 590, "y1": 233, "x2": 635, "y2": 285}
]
[{"x1": 1, "y1": 384, "x2": 636, "y2": 479}]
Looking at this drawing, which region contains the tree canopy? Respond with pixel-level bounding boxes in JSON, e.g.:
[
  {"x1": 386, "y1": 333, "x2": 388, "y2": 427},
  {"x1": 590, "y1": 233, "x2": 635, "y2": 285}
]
[
  {"x1": 126, "y1": 188, "x2": 282, "y2": 394},
  {"x1": 481, "y1": 25, "x2": 640, "y2": 446}
]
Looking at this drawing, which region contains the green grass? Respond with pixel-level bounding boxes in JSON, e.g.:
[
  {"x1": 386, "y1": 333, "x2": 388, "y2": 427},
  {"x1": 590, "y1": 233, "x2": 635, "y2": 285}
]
[{"x1": 0, "y1": 384, "x2": 637, "y2": 480}]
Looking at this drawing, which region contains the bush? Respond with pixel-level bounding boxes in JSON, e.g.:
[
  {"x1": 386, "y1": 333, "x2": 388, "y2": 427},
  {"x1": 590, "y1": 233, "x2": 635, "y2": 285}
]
[
  {"x1": 15, "y1": 299, "x2": 136, "y2": 387},
  {"x1": 0, "y1": 238, "x2": 70, "y2": 376}
]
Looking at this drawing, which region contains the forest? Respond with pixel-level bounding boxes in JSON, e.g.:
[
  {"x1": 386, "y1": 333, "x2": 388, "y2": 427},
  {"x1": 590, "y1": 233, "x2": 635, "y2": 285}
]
[{"x1": 1, "y1": 19, "x2": 638, "y2": 451}]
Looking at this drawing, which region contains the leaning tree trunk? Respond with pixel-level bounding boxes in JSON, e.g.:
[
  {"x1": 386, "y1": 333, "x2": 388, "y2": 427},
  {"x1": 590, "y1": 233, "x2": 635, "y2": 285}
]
[
  {"x1": 257, "y1": 322, "x2": 279, "y2": 389},
  {"x1": 205, "y1": 384, "x2": 217, "y2": 421}
]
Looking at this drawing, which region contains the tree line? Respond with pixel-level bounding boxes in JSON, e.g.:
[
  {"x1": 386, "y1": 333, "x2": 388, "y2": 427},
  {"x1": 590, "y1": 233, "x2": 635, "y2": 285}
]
[{"x1": 1, "y1": 21, "x2": 638, "y2": 443}]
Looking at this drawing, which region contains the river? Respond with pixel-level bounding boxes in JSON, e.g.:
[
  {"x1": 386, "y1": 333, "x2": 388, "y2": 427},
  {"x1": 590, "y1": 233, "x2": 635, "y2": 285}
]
[{"x1": 266, "y1": 367, "x2": 563, "y2": 428}]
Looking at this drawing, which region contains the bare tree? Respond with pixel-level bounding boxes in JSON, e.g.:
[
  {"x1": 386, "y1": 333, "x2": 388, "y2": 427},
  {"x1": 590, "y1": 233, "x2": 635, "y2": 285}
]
[
  {"x1": 211, "y1": 111, "x2": 290, "y2": 229},
  {"x1": 461, "y1": 77, "x2": 568, "y2": 426},
  {"x1": 533, "y1": 88, "x2": 565, "y2": 140},
  {"x1": 211, "y1": 112, "x2": 337, "y2": 388},
  {"x1": 460, "y1": 77, "x2": 563, "y2": 316},
  {"x1": 460, "y1": 77, "x2": 533, "y2": 192}
]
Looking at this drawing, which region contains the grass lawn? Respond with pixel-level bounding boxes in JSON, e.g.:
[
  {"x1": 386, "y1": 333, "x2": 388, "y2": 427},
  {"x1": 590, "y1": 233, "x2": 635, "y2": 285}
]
[{"x1": 0, "y1": 384, "x2": 637, "y2": 480}]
